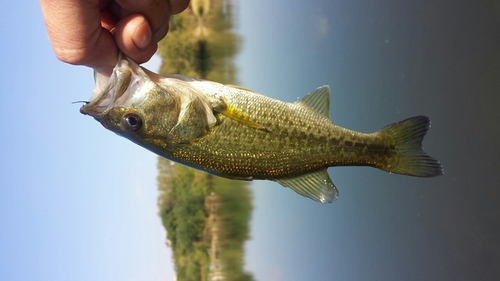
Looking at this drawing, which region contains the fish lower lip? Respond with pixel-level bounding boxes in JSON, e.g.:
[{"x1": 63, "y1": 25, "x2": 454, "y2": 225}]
[
  {"x1": 79, "y1": 105, "x2": 87, "y2": 115},
  {"x1": 80, "y1": 74, "x2": 117, "y2": 116},
  {"x1": 80, "y1": 56, "x2": 138, "y2": 118}
]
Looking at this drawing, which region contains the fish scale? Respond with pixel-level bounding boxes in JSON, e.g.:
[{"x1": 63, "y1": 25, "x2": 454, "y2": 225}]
[
  {"x1": 174, "y1": 101, "x2": 370, "y2": 177},
  {"x1": 81, "y1": 55, "x2": 443, "y2": 203}
]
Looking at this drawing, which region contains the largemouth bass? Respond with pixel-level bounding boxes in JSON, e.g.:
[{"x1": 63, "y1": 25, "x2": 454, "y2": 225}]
[{"x1": 81, "y1": 55, "x2": 443, "y2": 203}]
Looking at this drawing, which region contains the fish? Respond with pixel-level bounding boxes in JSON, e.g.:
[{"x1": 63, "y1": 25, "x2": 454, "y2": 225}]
[{"x1": 80, "y1": 54, "x2": 443, "y2": 203}]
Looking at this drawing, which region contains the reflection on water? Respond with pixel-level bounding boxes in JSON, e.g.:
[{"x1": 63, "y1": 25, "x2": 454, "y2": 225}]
[
  {"x1": 157, "y1": 158, "x2": 253, "y2": 281},
  {"x1": 156, "y1": 1, "x2": 252, "y2": 280},
  {"x1": 158, "y1": 0, "x2": 240, "y2": 83},
  {"x1": 156, "y1": 0, "x2": 500, "y2": 280}
]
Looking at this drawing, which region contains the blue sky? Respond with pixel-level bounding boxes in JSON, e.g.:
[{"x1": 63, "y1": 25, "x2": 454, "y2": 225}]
[
  {"x1": 0, "y1": 2, "x2": 172, "y2": 281},
  {"x1": 2, "y1": 1, "x2": 500, "y2": 281}
]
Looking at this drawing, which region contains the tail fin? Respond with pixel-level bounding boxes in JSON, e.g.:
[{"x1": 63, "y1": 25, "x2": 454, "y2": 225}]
[{"x1": 378, "y1": 116, "x2": 443, "y2": 177}]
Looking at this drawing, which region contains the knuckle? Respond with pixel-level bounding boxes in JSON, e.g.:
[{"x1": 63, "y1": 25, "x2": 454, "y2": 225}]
[{"x1": 53, "y1": 48, "x2": 94, "y2": 66}]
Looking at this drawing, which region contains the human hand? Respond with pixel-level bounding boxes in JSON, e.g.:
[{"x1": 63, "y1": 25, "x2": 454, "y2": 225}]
[{"x1": 39, "y1": 0, "x2": 190, "y2": 75}]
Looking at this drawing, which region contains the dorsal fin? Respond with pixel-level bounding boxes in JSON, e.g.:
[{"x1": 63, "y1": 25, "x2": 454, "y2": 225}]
[
  {"x1": 294, "y1": 85, "x2": 331, "y2": 119},
  {"x1": 275, "y1": 169, "x2": 339, "y2": 203},
  {"x1": 225, "y1": 84, "x2": 255, "y2": 92}
]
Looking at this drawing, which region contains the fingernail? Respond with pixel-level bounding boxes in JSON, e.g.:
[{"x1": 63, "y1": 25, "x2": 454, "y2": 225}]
[{"x1": 132, "y1": 19, "x2": 152, "y2": 49}]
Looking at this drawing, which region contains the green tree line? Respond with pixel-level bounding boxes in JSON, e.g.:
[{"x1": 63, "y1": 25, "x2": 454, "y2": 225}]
[
  {"x1": 156, "y1": 0, "x2": 254, "y2": 280},
  {"x1": 157, "y1": 0, "x2": 241, "y2": 83},
  {"x1": 157, "y1": 158, "x2": 255, "y2": 281}
]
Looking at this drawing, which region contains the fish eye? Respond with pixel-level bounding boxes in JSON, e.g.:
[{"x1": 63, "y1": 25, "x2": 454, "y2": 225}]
[{"x1": 123, "y1": 113, "x2": 142, "y2": 132}]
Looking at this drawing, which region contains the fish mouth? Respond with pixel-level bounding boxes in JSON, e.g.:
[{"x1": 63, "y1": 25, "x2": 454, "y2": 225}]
[{"x1": 79, "y1": 53, "x2": 146, "y2": 118}]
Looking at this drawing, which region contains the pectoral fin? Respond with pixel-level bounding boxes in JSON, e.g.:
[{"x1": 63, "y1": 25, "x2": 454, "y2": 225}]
[
  {"x1": 275, "y1": 169, "x2": 339, "y2": 203},
  {"x1": 212, "y1": 98, "x2": 269, "y2": 131}
]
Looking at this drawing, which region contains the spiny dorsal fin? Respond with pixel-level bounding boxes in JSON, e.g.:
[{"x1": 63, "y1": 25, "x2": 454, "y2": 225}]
[
  {"x1": 275, "y1": 169, "x2": 339, "y2": 203},
  {"x1": 294, "y1": 85, "x2": 331, "y2": 119},
  {"x1": 225, "y1": 84, "x2": 255, "y2": 92},
  {"x1": 212, "y1": 98, "x2": 269, "y2": 131}
]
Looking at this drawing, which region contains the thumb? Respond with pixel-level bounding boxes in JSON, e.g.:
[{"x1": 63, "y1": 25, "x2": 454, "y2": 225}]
[{"x1": 114, "y1": 14, "x2": 159, "y2": 64}]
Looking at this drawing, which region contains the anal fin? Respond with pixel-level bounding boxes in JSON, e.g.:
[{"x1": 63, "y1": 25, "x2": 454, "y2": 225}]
[{"x1": 275, "y1": 169, "x2": 339, "y2": 203}]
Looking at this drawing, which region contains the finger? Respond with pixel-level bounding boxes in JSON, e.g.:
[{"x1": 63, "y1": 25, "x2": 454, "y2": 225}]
[
  {"x1": 114, "y1": 14, "x2": 158, "y2": 64},
  {"x1": 100, "y1": 9, "x2": 118, "y2": 31},
  {"x1": 154, "y1": 0, "x2": 191, "y2": 39},
  {"x1": 169, "y1": 0, "x2": 191, "y2": 15},
  {"x1": 116, "y1": 0, "x2": 190, "y2": 42},
  {"x1": 116, "y1": 0, "x2": 170, "y2": 42},
  {"x1": 39, "y1": 0, "x2": 118, "y2": 74}
]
